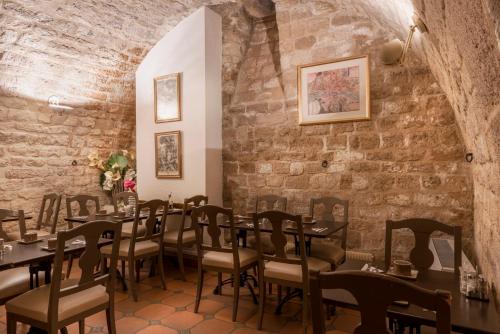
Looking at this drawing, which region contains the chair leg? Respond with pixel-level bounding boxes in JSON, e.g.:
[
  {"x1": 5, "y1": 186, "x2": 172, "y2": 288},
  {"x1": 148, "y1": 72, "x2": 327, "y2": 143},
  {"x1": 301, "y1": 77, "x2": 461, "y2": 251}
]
[
  {"x1": 135, "y1": 260, "x2": 141, "y2": 283},
  {"x1": 217, "y1": 272, "x2": 223, "y2": 295},
  {"x1": 66, "y1": 255, "x2": 74, "y2": 278},
  {"x1": 158, "y1": 254, "x2": 167, "y2": 290},
  {"x1": 302, "y1": 292, "x2": 309, "y2": 330},
  {"x1": 79, "y1": 319, "x2": 85, "y2": 334},
  {"x1": 258, "y1": 278, "x2": 266, "y2": 330},
  {"x1": 106, "y1": 306, "x2": 117, "y2": 334},
  {"x1": 194, "y1": 269, "x2": 204, "y2": 313},
  {"x1": 232, "y1": 272, "x2": 240, "y2": 322},
  {"x1": 277, "y1": 285, "x2": 282, "y2": 303},
  {"x1": 268, "y1": 282, "x2": 273, "y2": 295},
  {"x1": 177, "y1": 249, "x2": 186, "y2": 281},
  {"x1": 6, "y1": 314, "x2": 16, "y2": 334},
  {"x1": 128, "y1": 259, "x2": 138, "y2": 301}
]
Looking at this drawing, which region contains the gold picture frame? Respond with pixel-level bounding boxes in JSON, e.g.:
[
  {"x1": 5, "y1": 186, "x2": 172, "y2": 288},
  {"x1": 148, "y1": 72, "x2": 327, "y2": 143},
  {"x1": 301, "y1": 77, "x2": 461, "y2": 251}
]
[
  {"x1": 155, "y1": 131, "x2": 182, "y2": 179},
  {"x1": 297, "y1": 55, "x2": 371, "y2": 125},
  {"x1": 154, "y1": 73, "x2": 182, "y2": 123}
]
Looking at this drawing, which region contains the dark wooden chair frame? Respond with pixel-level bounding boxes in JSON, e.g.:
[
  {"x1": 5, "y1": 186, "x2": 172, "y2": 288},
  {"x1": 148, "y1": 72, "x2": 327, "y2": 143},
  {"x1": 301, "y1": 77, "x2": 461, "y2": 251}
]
[
  {"x1": 0, "y1": 209, "x2": 24, "y2": 241},
  {"x1": 255, "y1": 194, "x2": 287, "y2": 212},
  {"x1": 102, "y1": 199, "x2": 168, "y2": 301},
  {"x1": 66, "y1": 195, "x2": 101, "y2": 229},
  {"x1": 164, "y1": 195, "x2": 207, "y2": 281},
  {"x1": 310, "y1": 270, "x2": 451, "y2": 334},
  {"x1": 253, "y1": 210, "x2": 309, "y2": 330},
  {"x1": 385, "y1": 219, "x2": 462, "y2": 273},
  {"x1": 193, "y1": 205, "x2": 258, "y2": 322},
  {"x1": 35, "y1": 193, "x2": 62, "y2": 235},
  {"x1": 112, "y1": 191, "x2": 138, "y2": 213},
  {"x1": 6, "y1": 220, "x2": 123, "y2": 334}
]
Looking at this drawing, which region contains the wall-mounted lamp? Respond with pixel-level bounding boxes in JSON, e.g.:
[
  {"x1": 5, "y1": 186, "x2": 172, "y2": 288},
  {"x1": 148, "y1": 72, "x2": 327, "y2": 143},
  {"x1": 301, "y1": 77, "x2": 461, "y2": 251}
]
[
  {"x1": 381, "y1": 13, "x2": 428, "y2": 65},
  {"x1": 48, "y1": 95, "x2": 73, "y2": 111}
]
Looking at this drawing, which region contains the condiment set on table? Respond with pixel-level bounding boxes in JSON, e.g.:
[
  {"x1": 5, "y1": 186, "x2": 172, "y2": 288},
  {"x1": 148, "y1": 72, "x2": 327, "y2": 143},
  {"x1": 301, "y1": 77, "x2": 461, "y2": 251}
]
[{"x1": 460, "y1": 267, "x2": 490, "y2": 301}]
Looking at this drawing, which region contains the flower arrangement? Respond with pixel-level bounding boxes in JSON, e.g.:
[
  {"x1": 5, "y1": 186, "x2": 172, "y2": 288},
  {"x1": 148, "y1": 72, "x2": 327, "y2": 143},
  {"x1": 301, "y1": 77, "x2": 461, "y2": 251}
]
[{"x1": 88, "y1": 150, "x2": 137, "y2": 192}]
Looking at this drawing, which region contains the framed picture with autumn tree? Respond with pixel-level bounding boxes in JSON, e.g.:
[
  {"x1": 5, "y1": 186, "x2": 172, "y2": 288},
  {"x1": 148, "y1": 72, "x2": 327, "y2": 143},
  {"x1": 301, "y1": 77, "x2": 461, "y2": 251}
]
[{"x1": 297, "y1": 55, "x2": 370, "y2": 125}]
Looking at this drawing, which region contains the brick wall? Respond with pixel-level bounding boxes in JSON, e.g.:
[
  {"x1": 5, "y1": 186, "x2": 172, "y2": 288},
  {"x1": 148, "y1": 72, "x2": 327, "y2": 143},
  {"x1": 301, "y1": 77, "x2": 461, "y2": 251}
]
[{"x1": 222, "y1": 1, "x2": 474, "y2": 258}]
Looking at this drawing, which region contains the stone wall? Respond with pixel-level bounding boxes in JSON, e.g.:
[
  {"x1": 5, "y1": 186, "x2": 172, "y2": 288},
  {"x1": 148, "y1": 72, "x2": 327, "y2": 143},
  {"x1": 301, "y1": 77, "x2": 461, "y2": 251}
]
[
  {"x1": 0, "y1": 0, "x2": 227, "y2": 226},
  {"x1": 411, "y1": 0, "x2": 500, "y2": 297},
  {"x1": 222, "y1": 0, "x2": 474, "y2": 258}
]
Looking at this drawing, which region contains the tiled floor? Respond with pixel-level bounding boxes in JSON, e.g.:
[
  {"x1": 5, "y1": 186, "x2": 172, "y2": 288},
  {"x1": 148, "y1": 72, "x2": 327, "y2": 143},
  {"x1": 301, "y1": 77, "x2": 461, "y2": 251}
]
[{"x1": 0, "y1": 259, "x2": 360, "y2": 334}]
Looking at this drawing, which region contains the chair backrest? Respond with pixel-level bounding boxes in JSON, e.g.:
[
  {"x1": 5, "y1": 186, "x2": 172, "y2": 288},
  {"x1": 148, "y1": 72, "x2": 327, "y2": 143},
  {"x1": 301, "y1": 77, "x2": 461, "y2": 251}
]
[
  {"x1": 255, "y1": 195, "x2": 287, "y2": 212},
  {"x1": 36, "y1": 193, "x2": 62, "y2": 234},
  {"x1": 112, "y1": 191, "x2": 138, "y2": 213},
  {"x1": 385, "y1": 219, "x2": 462, "y2": 273},
  {"x1": 66, "y1": 195, "x2": 100, "y2": 229},
  {"x1": 192, "y1": 205, "x2": 239, "y2": 267},
  {"x1": 253, "y1": 210, "x2": 307, "y2": 272},
  {"x1": 310, "y1": 196, "x2": 349, "y2": 250},
  {"x1": 49, "y1": 220, "x2": 122, "y2": 325},
  {"x1": 130, "y1": 199, "x2": 168, "y2": 247},
  {"x1": 309, "y1": 270, "x2": 451, "y2": 334},
  {"x1": 0, "y1": 209, "x2": 25, "y2": 237}
]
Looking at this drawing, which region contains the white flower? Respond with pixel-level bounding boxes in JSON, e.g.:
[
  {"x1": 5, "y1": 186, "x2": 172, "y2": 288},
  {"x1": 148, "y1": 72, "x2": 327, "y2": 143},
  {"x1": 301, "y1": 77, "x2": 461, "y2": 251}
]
[
  {"x1": 124, "y1": 169, "x2": 136, "y2": 181},
  {"x1": 103, "y1": 171, "x2": 114, "y2": 191}
]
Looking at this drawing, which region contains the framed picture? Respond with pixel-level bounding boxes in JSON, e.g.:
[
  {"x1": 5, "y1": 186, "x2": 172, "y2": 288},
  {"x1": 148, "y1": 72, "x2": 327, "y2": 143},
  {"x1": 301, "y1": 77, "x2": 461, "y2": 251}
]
[
  {"x1": 154, "y1": 73, "x2": 181, "y2": 123},
  {"x1": 297, "y1": 55, "x2": 370, "y2": 125},
  {"x1": 155, "y1": 131, "x2": 182, "y2": 179}
]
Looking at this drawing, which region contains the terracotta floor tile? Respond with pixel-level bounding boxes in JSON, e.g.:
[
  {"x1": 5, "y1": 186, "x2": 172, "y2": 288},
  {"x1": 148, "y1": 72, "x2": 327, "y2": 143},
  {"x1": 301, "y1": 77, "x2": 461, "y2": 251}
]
[
  {"x1": 214, "y1": 305, "x2": 257, "y2": 322},
  {"x1": 160, "y1": 293, "x2": 194, "y2": 308},
  {"x1": 186, "y1": 299, "x2": 225, "y2": 314},
  {"x1": 332, "y1": 314, "x2": 360, "y2": 333},
  {"x1": 85, "y1": 310, "x2": 123, "y2": 328},
  {"x1": 190, "y1": 318, "x2": 235, "y2": 334},
  {"x1": 115, "y1": 299, "x2": 150, "y2": 314},
  {"x1": 135, "y1": 303, "x2": 175, "y2": 320},
  {"x1": 280, "y1": 321, "x2": 313, "y2": 334},
  {"x1": 136, "y1": 325, "x2": 177, "y2": 334},
  {"x1": 246, "y1": 312, "x2": 288, "y2": 332},
  {"x1": 115, "y1": 316, "x2": 149, "y2": 334},
  {"x1": 161, "y1": 310, "x2": 203, "y2": 330},
  {"x1": 232, "y1": 327, "x2": 268, "y2": 334}
]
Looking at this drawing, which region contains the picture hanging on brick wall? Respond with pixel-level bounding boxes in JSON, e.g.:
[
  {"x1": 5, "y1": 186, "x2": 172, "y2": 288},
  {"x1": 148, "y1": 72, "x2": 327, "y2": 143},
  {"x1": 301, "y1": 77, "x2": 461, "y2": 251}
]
[
  {"x1": 298, "y1": 55, "x2": 370, "y2": 125},
  {"x1": 155, "y1": 131, "x2": 182, "y2": 179},
  {"x1": 154, "y1": 73, "x2": 182, "y2": 123}
]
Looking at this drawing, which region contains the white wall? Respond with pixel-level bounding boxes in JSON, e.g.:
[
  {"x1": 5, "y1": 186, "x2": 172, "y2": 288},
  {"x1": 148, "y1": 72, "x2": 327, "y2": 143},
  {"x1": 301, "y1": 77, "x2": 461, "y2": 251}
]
[{"x1": 136, "y1": 7, "x2": 222, "y2": 206}]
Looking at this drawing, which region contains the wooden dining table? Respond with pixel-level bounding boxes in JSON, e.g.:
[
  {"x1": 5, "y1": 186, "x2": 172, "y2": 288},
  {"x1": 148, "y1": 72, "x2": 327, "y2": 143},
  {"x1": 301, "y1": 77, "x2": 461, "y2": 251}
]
[
  {"x1": 64, "y1": 207, "x2": 184, "y2": 225},
  {"x1": 322, "y1": 260, "x2": 500, "y2": 334}
]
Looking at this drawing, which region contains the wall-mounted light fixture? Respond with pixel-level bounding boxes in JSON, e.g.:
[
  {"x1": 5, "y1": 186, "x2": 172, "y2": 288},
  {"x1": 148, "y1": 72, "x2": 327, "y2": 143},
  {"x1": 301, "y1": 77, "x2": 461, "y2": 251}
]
[
  {"x1": 381, "y1": 13, "x2": 428, "y2": 65},
  {"x1": 48, "y1": 95, "x2": 73, "y2": 111}
]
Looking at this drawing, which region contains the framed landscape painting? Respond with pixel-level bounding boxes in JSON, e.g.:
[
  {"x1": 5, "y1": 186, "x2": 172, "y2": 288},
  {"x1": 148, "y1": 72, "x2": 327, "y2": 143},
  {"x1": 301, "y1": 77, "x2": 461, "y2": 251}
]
[
  {"x1": 155, "y1": 131, "x2": 182, "y2": 179},
  {"x1": 297, "y1": 55, "x2": 370, "y2": 125},
  {"x1": 154, "y1": 73, "x2": 181, "y2": 123}
]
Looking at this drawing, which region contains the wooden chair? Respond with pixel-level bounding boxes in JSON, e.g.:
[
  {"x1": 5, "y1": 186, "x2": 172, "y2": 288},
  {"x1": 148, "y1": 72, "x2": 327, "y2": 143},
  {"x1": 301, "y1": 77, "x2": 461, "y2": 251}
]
[
  {"x1": 66, "y1": 195, "x2": 100, "y2": 229},
  {"x1": 0, "y1": 266, "x2": 36, "y2": 306},
  {"x1": 65, "y1": 195, "x2": 100, "y2": 278},
  {"x1": 308, "y1": 197, "x2": 349, "y2": 270},
  {"x1": 0, "y1": 209, "x2": 25, "y2": 241},
  {"x1": 5, "y1": 220, "x2": 123, "y2": 334},
  {"x1": 112, "y1": 191, "x2": 143, "y2": 238},
  {"x1": 385, "y1": 219, "x2": 462, "y2": 273},
  {"x1": 253, "y1": 210, "x2": 331, "y2": 330},
  {"x1": 309, "y1": 270, "x2": 451, "y2": 334},
  {"x1": 193, "y1": 205, "x2": 258, "y2": 322},
  {"x1": 164, "y1": 195, "x2": 207, "y2": 281},
  {"x1": 7, "y1": 194, "x2": 61, "y2": 241},
  {"x1": 101, "y1": 199, "x2": 168, "y2": 301}
]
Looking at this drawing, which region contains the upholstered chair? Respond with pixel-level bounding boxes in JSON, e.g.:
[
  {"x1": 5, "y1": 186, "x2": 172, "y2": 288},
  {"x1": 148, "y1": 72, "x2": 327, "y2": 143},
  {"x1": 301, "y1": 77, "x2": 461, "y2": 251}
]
[
  {"x1": 164, "y1": 195, "x2": 207, "y2": 280},
  {"x1": 5, "y1": 220, "x2": 122, "y2": 334}
]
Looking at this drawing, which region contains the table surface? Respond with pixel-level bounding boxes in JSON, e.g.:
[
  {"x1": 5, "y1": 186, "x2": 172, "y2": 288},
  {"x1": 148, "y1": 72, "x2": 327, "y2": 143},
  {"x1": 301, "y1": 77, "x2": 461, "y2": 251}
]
[
  {"x1": 322, "y1": 260, "x2": 500, "y2": 334},
  {"x1": 214, "y1": 218, "x2": 347, "y2": 238},
  {"x1": 0, "y1": 213, "x2": 33, "y2": 223},
  {"x1": 64, "y1": 208, "x2": 183, "y2": 223},
  {"x1": 0, "y1": 236, "x2": 112, "y2": 270}
]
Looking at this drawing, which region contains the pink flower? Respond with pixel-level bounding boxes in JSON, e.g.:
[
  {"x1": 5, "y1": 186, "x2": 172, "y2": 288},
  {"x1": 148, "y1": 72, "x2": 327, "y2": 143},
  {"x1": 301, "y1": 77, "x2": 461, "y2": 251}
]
[{"x1": 124, "y1": 179, "x2": 136, "y2": 192}]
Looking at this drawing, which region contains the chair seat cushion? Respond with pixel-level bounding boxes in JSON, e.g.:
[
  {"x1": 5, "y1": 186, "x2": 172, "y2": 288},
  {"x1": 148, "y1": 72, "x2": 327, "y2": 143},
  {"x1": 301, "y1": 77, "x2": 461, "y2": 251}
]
[
  {"x1": 203, "y1": 248, "x2": 258, "y2": 269},
  {"x1": 100, "y1": 239, "x2": 159, "y2": 257},
  {"x1": 6, "y1": 229, "x2": 51, "y2": 241},
  {"x1": 5, "y1": 279, "x2": 108, "y2": 322},
  {"x1": 164, "y1": 229, "x2": 196, "y2": 245},
  {"x1": 121, "y1": 223, "x2": 146, "y2": 238},
  {"x1": 0, "y1": 267, "x2": 32, "y2": 302},
  {"x1": 309, "y1": 240, "x2": 345, "y2": 266},
  {"x1": 264, "y1": 256, "x2": 331, "y2": 283}
]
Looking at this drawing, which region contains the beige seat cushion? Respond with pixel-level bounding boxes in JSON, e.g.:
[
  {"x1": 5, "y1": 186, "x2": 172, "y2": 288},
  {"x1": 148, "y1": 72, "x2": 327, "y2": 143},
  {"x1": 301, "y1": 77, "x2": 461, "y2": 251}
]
[
  {"x1": 100, "y1": 239, "x2": 159, "y2": 257},
  {"x1": 164, "y1": 229, "x2": 196, "y2": 245},
  {"x1": 0, "y1": 267, "x2": 32, "y2": 302},
  {"x1": 264, "y1": 256, "x2": 331, "y2": 283},
  {"x1": 6, "y1": 279, "x2": 108, "y2": 322},
  {"x1": 121, "y1": 223, "x2": 146, "y2": 238},
  {"x1": 202, "y1": 248, "x2": 258, "y2": 269},
  {"x1": 309, "y1": 240, "x2": 345, "y2": 266},
  {"x1": 6, "y1": 229, "x2": 51, "y2": 241}
]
